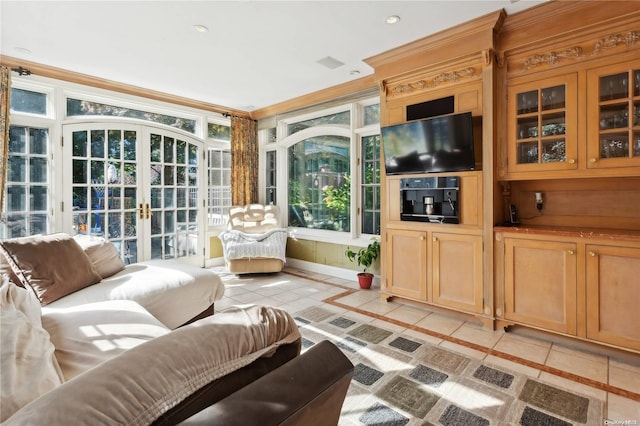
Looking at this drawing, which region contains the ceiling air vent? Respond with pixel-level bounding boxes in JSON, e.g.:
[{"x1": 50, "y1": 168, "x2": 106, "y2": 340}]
[{"x1": 316, "y1": 56, "x2": 345, "y2": 70}]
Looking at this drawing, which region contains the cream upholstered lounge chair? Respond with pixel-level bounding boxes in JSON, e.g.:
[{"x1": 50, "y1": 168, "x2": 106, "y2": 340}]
[{"x1": 219, "y1": 204, "x2": 287, "y2": 274}]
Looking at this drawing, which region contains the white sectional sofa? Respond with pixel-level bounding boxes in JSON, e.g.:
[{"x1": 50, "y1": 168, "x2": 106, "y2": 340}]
[{"x1": 1, "y1": 232, "x2": 336, "y2": 424}]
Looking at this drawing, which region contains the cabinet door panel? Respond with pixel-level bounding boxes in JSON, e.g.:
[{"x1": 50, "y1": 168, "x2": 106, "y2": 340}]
[
  {"x1": 507, "y1": 74, "x2": 578, "y2": 175},
  {"x1": 587, "y1": 63, "x2": 640, "y2": 170},
  {"x1": 432, "y1": 233, "x2": 483, "y2": 313},
  {"x1": 504, "y1": 238, "x2": 577, "y2": 334},
  {"x1": 586, "y1": 245, "x2": 640, "y2": 351},
  {"x1": 386, "y1": 229, "x2": 427, "y2": 301}
]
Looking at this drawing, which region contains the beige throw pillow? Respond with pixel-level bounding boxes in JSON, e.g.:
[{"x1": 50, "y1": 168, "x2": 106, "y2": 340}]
[
  {"x1": 0, "y1": 276, "x2": 64, "y2": 422},
  {"x1": 0, "y1": 233, "x2": 102, "y2": 305},
  {"x1": 73, "y1": 235, "x2": 125, "y2": 279}
]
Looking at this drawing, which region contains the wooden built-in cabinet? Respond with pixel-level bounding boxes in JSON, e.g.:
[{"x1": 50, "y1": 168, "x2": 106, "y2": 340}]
[
  {"x1": 503, "y1": 236, "x2": 577, "y2": 335},
  {"x1": 382, "y1": 170, "x2": 486, "y2": 320},
  {"x1": 587, "y1": 63, "x2": 640, "y2": 170},
  {"x1": 507, "y1": 74, "x2": 578, "y2": 175},
  {"x1": 503, "y1": 57, "x2": 640, "y2": 180},
  {"x1": 585, "y1": 244, "x2": 640, "y2": 351},
  {"x1": 366, "y1": 1, "x2": 640, "y2": 353},
  {"x1": 385, "y1": 229, "x2": 428, "y2": 301},
  {"x1": 432, "y1": 232, "x2": 483, "y2": 314},
  {"x1": 496, "y1": 229, "x2": 640, "y2": 352},
  {"x1": 494, "y1": 2, "x2": 640, "y2": 353},
  {"x1": 384, "y1": 229, "x2": 483, "y2": 316}
]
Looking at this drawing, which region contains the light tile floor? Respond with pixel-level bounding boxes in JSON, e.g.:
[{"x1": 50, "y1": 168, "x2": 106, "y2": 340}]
[{"x1": 212, "y1": 266, "x2": 640, "y2": 424}]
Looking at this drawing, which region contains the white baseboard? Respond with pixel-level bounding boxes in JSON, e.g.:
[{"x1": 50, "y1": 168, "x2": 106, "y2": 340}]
[
  {"x1": 285, "y1": 258, "x2": 381, "y2": 287},
  {"x1": 205, "y1": 257, "x2": 380, "y2": 287},
  {"x1": 205, "y1": 257, "x2": 226, "y2": 268}
]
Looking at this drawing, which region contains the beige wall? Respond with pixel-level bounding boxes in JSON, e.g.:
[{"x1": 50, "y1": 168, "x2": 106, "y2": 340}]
[
  {"x1": 286, "y1": 238, "x2": 380, "y2": 275},
  {"x1": 209, "y1": 236, "x2": 224, "y2": 259},
  {"x1": 209, "y1": 235, "x2": 380, "y2": 275}
]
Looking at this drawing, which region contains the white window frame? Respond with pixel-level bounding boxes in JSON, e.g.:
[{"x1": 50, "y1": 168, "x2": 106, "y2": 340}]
[
  {"x1": 260, "y1": 97, "x2": 380, "y2": 247},
  {"x1": 7, "y1": 74, "x2": 231, "y2": 252}
]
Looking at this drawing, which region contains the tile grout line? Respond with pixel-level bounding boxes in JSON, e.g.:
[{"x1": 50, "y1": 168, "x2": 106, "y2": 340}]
[
  {"x1": 313, "y1": 294, "x2": 639, "y2": 404},
  {"x1": 282, "y1": 270, "x2": 640, "y2": 402}
]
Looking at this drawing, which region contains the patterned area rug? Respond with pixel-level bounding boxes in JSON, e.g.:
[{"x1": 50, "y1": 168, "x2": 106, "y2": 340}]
[{"x1": 294, "y1": 306, "x2": 604, "y2": 426}]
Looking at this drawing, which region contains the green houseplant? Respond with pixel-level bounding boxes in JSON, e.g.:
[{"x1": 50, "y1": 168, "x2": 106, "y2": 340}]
[{"x1": 345, "y1": 239, "x2": 380, "y2": 289}]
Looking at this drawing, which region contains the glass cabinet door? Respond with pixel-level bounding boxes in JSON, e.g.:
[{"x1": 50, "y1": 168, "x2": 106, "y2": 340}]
[
  {"x1": 508, "y1": 74, "x2": 578, "y2": 174},
  {"x1": 587, "y1": 63, "x2": 640, "y2": 169}
]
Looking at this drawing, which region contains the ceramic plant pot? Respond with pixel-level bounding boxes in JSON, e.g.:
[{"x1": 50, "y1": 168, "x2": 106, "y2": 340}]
[{"x1": 357, "y1": 272, "x2": 373, "y2": 289}]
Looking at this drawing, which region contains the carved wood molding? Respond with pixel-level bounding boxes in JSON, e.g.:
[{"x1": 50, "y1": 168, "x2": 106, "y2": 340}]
[
  {"x1": 387, "y1": 67, "x2": 477, "y2": 98},
  {"x1": 522, "y1": 47, "x2": 584, "y2": 71},
  {"x1": 518, "y1": 30, "x2": 640, "y2": 72},
  {"x1": 592, "y1": 31, "x2": 640, "y2": 55}
]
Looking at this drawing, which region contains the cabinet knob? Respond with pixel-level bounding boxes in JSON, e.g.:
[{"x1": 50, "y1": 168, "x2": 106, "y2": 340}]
[
  {"x1": 589, "y1": 158, "x2": 597, "y2": 163},
  {"x1": 568, "y1": 158, "x2": 576, "y2": 164},
  {"x1": 567, "y1": 250, "x2": 575, "y2": 255},
  {"x1": 589, "y1": 251, "x2": 596, "y2": 257},
  {"x1": 433, "y1": 236, "x2": 438, "y2": 242},
  {"x1": 420, "y1": 236, "x2": 425, "y2": 241}
]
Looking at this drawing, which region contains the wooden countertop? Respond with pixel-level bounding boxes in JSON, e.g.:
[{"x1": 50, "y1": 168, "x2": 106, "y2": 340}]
[{"x1": 494, "y1": 225, "x2": 640, "y2": 243}]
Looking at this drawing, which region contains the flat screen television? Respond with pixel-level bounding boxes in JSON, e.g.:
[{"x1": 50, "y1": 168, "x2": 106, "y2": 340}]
[{"x1": 381, "y1": 112, "x2": 476, "y2": 175}]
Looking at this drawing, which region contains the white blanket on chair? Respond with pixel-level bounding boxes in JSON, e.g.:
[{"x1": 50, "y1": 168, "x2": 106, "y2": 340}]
[{"x1": 219, "y1": 228, "x2": 287, "y2": 262}]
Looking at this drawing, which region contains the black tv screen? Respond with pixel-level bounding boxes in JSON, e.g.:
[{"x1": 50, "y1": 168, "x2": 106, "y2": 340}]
[{"x1": 381, "y1": 112, "x2": 476, "y2": 175}]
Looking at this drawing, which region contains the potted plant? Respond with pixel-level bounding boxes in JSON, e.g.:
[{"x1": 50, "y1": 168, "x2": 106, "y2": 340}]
[{"x1": 345, "y1": 239, "x2": 380, "y2": 289}]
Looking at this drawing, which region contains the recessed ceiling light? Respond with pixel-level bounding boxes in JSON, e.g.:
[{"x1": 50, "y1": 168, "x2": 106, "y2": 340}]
[
  {"x1": 386, "y1": 15, "x2": 401, "y2": 24},
  {"x1": 350, "y1": 70, "x2": 361, "y2": 76},
  {"x1": 194, "y1": 25, "x2": 209, "y2": 33}
]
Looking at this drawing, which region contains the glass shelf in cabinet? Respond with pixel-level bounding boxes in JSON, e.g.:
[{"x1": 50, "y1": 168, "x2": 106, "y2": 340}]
[
  {"x1": 600, "y1": 104, "x2": 629, "y2": 130},
  {"x1": 517, "y1": 90, "x2": 538, "y2": 115},
  {"x1": 599, "y1": 72, "x2": 629, "y2": 102},
  {"x1": 599, "y1": 133, "x2": 629, "y2": 159},
  {"x1": 541, "y1": 139, "x2": 566, "y2": 163},
  {"x1": 517, "y1": 117, "x2": 539, "y2": 139},
  {"x1": 541, "y1": 85, "x2": 566, "y2": 111},
  {"x1": 541, "y1": 112, "x2": 566, "y2": 136},
  {"x1": 517, "y1": 141, "x2": 539, "y2": 164}
]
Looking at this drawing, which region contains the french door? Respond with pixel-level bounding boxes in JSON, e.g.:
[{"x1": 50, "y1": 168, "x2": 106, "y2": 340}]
[{"x1": 63, "y1": 123, "x2": 205, "y2": 265}]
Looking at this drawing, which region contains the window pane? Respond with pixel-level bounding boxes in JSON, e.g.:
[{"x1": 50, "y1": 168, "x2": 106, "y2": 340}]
[
  {"x1": 208, "y1": 123, "x2": 231, "y2": 141},
  {"x1": 288, "y1": 136, "x2": 350, "y2": 232},
  {"x1": 265, "y1": 150, "x2": 277, "y2": 205},
  {"x1": 67, "y1": 98, "x2": 196, "y2": 134},
  {"x1": 207, "y1": 148, "x2": 232, "y2": 226},
  {"x1": 2, "y1": 126, "x2": 51, "y2": 239},
  {"x1": 30, "y1": 158, "x2": 47, "y2": 182},
  {"x1": 361, "y1": 134, "x2": 380, "y2": 235},
  {"x1": 267, "y1": 127, "x2": 277, "y2": 144},
  {"x1": 287, "y1": 111, "x2": 350, "y2": 136},
  {"x1": 364, "y1": 104, "x2": 380, "y2": 126},
  {"x1": 8, "y1": 157, "x2": 26, "y2": 182},
  {"x1": 9, "y1": 127, "x2": 26, "y2": 153},
  {"x1": 30, "y1": 129, "x2": 48, "y2": 154},
  {"x1": 10, "y1": 88, "x2": 47, "y2": 115},
  {"x1": 108, "y1": 130, "x2": 122, "y2": 160}
]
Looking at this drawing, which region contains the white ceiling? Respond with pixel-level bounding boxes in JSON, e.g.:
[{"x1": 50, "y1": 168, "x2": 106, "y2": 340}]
[{"x1": 1, "y1": 1, "x2": 545, "y2": 113}]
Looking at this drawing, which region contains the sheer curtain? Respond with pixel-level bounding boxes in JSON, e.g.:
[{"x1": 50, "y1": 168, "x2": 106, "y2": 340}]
[
  {"x1": 0, "y1": 67, "x2": 10, "y2": 216},
  {"x1": 230, "y1": 116, "x2": 258, "y2": 206}
]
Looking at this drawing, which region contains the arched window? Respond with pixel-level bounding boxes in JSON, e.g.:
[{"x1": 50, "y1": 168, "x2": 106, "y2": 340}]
[{"x1": 288, "y1": 134, "x2": 351, "y2": 232}]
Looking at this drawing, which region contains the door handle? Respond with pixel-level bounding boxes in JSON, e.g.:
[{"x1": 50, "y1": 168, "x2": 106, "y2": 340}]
[
  {"x1": 145, "y1": 203, "x2": 151, "y2": 219},
  {"x1": 138, "y1": 203, "x2": 144, "y2": 220}
]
